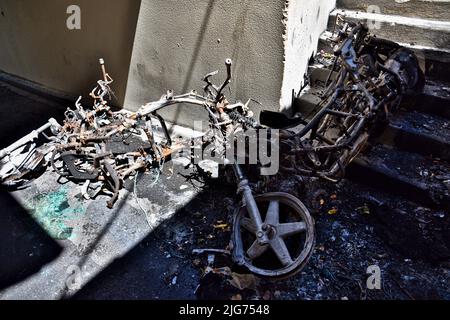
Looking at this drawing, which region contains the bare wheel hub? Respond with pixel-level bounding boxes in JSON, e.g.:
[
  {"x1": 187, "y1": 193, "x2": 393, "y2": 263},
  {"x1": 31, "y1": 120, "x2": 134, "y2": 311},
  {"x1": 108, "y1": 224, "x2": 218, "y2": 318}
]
[
  {"x1": 262, "y1": 224, "x2": 277, "y2": 239},
  {"x1": 232, "y1": 192, "x2": 315, "y2": 278}
]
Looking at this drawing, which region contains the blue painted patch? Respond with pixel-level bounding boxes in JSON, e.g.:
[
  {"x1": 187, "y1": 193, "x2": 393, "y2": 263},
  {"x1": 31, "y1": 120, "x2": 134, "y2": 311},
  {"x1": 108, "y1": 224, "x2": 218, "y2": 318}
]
[{"x1": 25, "y1": 186, "x2": 85, "y2": 240}]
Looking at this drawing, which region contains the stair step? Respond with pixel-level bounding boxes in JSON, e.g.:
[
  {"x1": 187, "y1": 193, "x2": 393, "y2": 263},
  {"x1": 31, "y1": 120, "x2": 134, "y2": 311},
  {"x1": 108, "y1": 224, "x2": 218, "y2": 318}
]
[
  {"x1": 293, "y1": 86, "x2": 323, "y2": 119},
  {"x1": 319, "y1": 34, "x2": 450, "y2": 84},
  {"x1": 381, "y1": 111, "x2": 450, "y2": 161},
  {"x1": 342, "y1": 180, "x2": 450, "y2": 262},
  {"x1": 336, "y1": 0, "x2": 450, "y2": 21},
  {"x1": 413, "y1": 80, "x2": 450, "y2": 119},
  {"x1": 324, "y1": 9, "x2": 450, "y2": 83},
  {"x1": 348, "y1": 145, "x2": 450, "y2": 207},
  {"x1": 328, "y1": 9, "x2": 450, "y2": 51},
  {"x1": 305, "y1": 63, "x2": 450, "y2": 120}
]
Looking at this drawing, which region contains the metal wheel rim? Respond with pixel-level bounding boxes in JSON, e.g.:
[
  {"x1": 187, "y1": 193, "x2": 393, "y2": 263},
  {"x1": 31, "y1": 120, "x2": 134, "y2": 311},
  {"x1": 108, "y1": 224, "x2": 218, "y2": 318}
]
[{"x1": 232, "y1": 192, "x2": 315, "y2": 278}]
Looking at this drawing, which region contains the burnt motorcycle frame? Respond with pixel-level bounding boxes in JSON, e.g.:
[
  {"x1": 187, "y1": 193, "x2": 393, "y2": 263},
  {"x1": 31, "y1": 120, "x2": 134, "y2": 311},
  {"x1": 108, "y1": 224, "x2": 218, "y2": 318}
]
[
  {"x1": 0, "y1": 19, "x2": 423, "y2": 279},
  {"x1": 277, "y1": 20, "x2": 424, "y2": 183}
]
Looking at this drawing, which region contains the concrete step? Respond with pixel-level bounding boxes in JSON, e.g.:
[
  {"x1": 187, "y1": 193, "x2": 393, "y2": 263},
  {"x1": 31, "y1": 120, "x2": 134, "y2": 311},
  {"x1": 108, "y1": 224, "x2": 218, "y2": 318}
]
[
  {"x1": 292, "y1": 85, "x2": 323, "y2": 120},
  {"x1": 319, "y1": 34, "x2": 450, "y2": 84},
  {"x1": 412, "y1": 80, "x2": 450, "y2": 119},
  {"x1": 324, "y1": 9, "x2": 450, "y2": 83},
  {"x1": 336, "y1": 0, "x2": 450, "y2": 21},
  {"x1": 380, "y1": 111, "x2": 450, "y2": 161},
  {"x1": 299, "y1": 65, "x2": 450, "y2": 121},
  {"x1": 342, "y1": 180, "x2": 450, "y2": 263},
  {"x1": 348, "y1": 145, "x2": 450, "y2": 208},
  {"x1": 328, "y1": 9, "x2": 450, "y2": 51}
]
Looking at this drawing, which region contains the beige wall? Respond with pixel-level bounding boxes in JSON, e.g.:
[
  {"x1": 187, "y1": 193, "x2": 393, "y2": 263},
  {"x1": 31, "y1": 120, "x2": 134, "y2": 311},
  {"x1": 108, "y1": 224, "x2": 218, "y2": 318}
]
[
  {"x1": 124, "y1": 0, "x2": 336, "y2": 126},
  {"x1": 0, "y1": 0, "x2": 141, "y2": 105},
  {"x1": 124, "y1": 0, "x2": 286, "y2": 127},
  {"x1": 0, "y1": 0, "x2": 335, "y2": 125}
]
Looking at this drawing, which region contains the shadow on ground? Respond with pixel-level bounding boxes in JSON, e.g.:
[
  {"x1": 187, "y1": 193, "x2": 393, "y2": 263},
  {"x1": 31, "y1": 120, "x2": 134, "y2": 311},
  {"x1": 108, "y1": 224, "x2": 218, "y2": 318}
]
[
  {"x1": 0, "y1": 82, "x2": 67, "y2": 291},
  {"x1": 0, "y1": 190, "x2": 62, "y2": 291},
  {"x1": 72, "y1": 183, "x2": 237, "y2": 300}
]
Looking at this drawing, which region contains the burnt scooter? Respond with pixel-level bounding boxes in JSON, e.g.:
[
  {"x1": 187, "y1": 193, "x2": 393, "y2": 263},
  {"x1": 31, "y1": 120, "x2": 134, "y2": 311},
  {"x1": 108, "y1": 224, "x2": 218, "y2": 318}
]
[{"x1": 1, "y1": 19, "x2": 424, "y2": 278}]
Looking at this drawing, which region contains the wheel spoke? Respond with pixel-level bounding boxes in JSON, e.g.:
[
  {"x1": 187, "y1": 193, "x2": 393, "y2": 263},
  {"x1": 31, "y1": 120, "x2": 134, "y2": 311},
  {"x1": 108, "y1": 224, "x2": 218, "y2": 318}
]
[
  {"x1": 277, "y1": 222, "x2": 306, "y2": 238},
  {"x1": 270, "y1": 237, "x2": 293, "y2": 266},
  {"x1": 265, "y1": 200, "x2": 279, "y2": 225},
  {"x1": 240, "y1": 217, "x2": 257, "y2": 234},
  {"x1": 247, "y1": 240, "x2": 269, "y2": 260}
]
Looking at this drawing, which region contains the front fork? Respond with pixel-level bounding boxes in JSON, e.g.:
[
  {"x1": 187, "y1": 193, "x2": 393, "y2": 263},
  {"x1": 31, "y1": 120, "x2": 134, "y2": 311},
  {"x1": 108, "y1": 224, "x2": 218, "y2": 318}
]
[{"x1": 231, "y1": 163, "x2": 269, "y2": 263}]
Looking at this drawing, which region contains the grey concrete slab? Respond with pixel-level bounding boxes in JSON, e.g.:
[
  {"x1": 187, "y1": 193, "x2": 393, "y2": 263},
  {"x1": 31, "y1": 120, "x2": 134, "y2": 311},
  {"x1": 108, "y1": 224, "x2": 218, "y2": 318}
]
[{"x1": 0, "y1": 159, "x2": 201, "y2": 300}]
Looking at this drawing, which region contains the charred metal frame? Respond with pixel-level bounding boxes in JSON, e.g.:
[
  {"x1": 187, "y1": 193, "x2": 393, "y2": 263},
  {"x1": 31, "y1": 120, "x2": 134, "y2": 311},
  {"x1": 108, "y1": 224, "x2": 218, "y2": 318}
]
[
  {"x1": 0, "y1": 18, "x2": 424, "y2": 279},
  {"x1": 278, "y1": 19, "x2": 423, "y2": 183}
]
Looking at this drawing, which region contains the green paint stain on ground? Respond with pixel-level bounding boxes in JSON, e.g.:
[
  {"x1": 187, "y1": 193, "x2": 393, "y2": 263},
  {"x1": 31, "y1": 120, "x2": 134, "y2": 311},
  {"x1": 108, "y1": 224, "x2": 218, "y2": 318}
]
[{"x1": 25, "y1": 186, "x2": 85, "y2": 240}]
